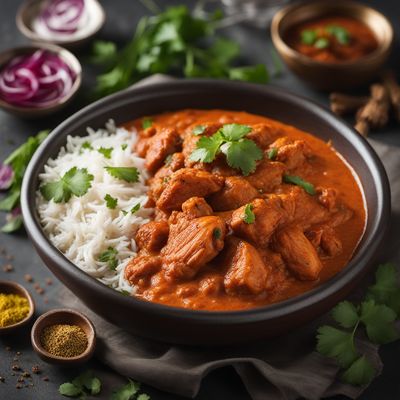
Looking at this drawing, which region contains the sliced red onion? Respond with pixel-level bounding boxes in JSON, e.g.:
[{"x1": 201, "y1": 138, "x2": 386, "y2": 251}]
[
  {"x1": 0, "y1": 50, "x2": 76, "y2": 108},
  {"x1": 0, "y1": 164, "x2": 13, "y2": 190},
  {"x1": 41, "y1": 0, "x2": 85, "y2": 34}
]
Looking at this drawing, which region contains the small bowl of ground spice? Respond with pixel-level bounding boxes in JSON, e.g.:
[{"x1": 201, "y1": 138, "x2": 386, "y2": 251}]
[
  {"x1": 31, "y1": 309, "x2": 96, "y2": 365},
  {"x1": 0, "y1": 280, "x2": 35, "y2": 334}
]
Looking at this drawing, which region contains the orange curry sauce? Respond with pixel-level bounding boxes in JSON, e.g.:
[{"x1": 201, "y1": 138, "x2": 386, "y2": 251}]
[
  {"x1": 123, "y1": 110, "x2": 366, "y2": 310},
  {"x1": 285, "y1": 16, "x2": 378, "y2": 63}
]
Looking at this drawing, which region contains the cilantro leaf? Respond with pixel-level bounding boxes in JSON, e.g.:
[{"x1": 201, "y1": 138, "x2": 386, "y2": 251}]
[
  {"x1": 341, "y1": 356, "x2": 375, "y2": 386},
  {"x1": 228, "y1": 64, "x2": 269, "y2": 84},
  {"x1": 98, "y1": 147, "x2": 113, "y2": 159},
  {"x1": 366, "y1": 263, "x2": 400, "y2": 315},
  {"x1": 81, "y1": 141, "x2": 93, "y2": 151},
  {"x1": 326, "y1": 25, "x2": 350, "y2": 45},
  {"x1": 314, "y1": 37, "x2": 329, "y2": 49},
  {"x1": 121, "y1": 144, "x2": 128, "y2": 151},
  {"x1": 131, "y1": 203, "x2": 141, "y2": 214},
  {"x1": 104, "y1": 194, "x2": 118, "y2": 209},
  {"x1": 189, "y1": 133, "x2": 224, "y2": 163},
  {"x1": 301, "y1": 29, "x2": 317, "y2": 45},
  {"x1": 283, "y1": 174, "x2": 316, "y2": 195},
  {"x1": 332, "y1": 301, "x2": 359, "y2": 329},
  {"x1": 59, "y1": 382, "x2": 82, "y2": 397},
  {"x1": 142, "y1": 118, "x2": 153, "y2": 129},
  {"x1": 192, "y1": 125, "x2": 206, "y2": 136},
  {"x1": 98, "y1": 247, "x2": 119, "y2": 270},
  {"x1": 223, "y1": 138, "x2": 263, "y2": 176},
  {"x1": 243, "y1": 204, "x2": 255, "y2": 224},
  {"x1": 105, "y1": 167, "x2": 139, "y2": 183},
  {"x1": 360, "y1": 300, "x2": 399, "y2": 344},
  {"x1": 267, "y1": 147, "x2": 278, "y2": 160},
  {"x1": 316, "y1": 326, "x2": 358, "y2": 368},
  {"x1": 90, "y1": 40, "x2": 118, "y2": 66},
  {"x1": 220, "y1": 124, "x2": 252, "y2": 141},
  {"x1": 40, "y1": 168, "x2": 94, "y2": 203},
  {"x1": 110, "y1": 379, "x2": 141, "y2": 400}
]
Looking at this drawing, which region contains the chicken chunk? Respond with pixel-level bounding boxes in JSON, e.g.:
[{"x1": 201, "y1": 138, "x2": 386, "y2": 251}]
[
  {"x1": 125, "y1": 255, "x2": 162, "y2": 286},
  {"x1": 181, "y1": 197, "x2": 213, "y2": 219},
  {"x1": 317, "y1": 187, "x2": 338, "y2": 212},
  {"x1": 135, "y1": 221, "x2": 169, "y2": 253},
  {"x1": 270, "y1": 137, "x2": 311, "y2": 170},
  {"x1": 320, "y1": 227, "x2": 343, "y2": 257},
  {"x1": 208, "y1": 176, "x2": 259, "y2": 211},
  {"x1": 144, "y1": 127, "x2": 181, "y2": 173},
  {"x1": 156, "y1": 168, "x2": 224, "y2": 211},
  {"x1": 162, "y1": 215, "x2": 226, "y2": 280},
  {"x1": 246, "y1": 123, "x2": 282, "y2": 150},
  {"x1": 224, "y1": 240, "x2": 269, "y2": 295},
  {"x1": 274, "y1": 226, "x2": 322, "y2": 280},
  {"x1": 246, "y1": 160, "x2": 286, "y2": 193},
  {"x1": 230, "y1": 198, "x2": 283, "y2": 247}
]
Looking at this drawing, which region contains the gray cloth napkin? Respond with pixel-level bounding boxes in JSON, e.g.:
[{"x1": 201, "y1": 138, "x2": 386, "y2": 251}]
[{"x1": 59, "y1": 76, "x2": 400, "y2": 400}]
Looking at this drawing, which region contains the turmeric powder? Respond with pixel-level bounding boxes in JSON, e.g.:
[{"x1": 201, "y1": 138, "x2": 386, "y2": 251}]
[{"x1": 0, "y1": 293, "x2": 30, "y2": 327}]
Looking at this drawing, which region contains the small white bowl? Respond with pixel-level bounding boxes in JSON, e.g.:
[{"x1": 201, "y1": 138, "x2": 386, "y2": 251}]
[{"x1": 16, "y1": 0, "x2": 106, "y2": 49}]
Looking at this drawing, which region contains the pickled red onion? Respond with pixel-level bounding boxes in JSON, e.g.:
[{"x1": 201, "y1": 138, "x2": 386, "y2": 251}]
[{"x1": 0, "y1": 50, "x2": 76, "y2": 108}]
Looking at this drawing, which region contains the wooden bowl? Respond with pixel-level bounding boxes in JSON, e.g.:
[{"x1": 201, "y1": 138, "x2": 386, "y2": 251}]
[
  {"x1": 0, "y1": 280, "x2": 35, "y2": 334},
  {"x1": 16, "y1": 0, "x2": 106, "y2": 49},
  {"x1": 0, "y1": 43, "x2": 82, "y2": 118},
  {"x1": 271, "y1": 0, "x2": 394, "y2": 90},
  {"x1": 31, "y1": 309, "x2": 96, "y2": 365}
]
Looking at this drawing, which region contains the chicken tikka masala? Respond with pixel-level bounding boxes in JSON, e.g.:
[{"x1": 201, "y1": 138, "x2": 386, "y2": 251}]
[{"x1": 124, "y1": 109, "x2": 366, "y2": 310}]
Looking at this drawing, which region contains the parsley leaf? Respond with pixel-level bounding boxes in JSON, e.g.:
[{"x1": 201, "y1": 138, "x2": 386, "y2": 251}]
[
  {"x1": 105, "y1": 167, "x2": 139, "y2": 183},
  {"x1": 40, "y1": 167, "x2": 94, "y2": 203},
  {"x1": 98, "y1": 147, "x2": 113, "y2": 159},
  {"x1": 341, "y1": 356, "x2": 375, "y2": 386},
  {"x1": 142, "y1": 118, "x2": 153, "y2": 129},
  {"x1": 366, "y1": 263, "x2": 400, "y2": 315},
  {"x1": 283, "y1": 174, "x2": 316, "y2": 195},
  {"x1": 190, "y1": 133, "x2": 224, "y2": 163},
  {"x1": 98, "y1": 247, "x2": 119, "y2": 270},
  {"x1": 131, "y1": 203, "x2": 141, "y2": 214},
  {"x1": 267, "y1": 147, "x2": 278, "y2": 160},
  {"x1": 192, "y1": 125, "x2": 206, "y2": 136},
  {"x1": 110, "y1": 379, "x2": 140, "y2": 400},
  {"x1": 301, "y1": 29, "x2": 317, "y2": 45},
  {"x1": 104, "y1": 194, "x2": 118, "y2": 209},
  {"x1": 360, "y1": 300, "x2": 399, "y2": 344},
  {"x1": 316, "y1": 326, "x2": 358, "y2": 368},
  {"x1": 243, "y1": 204, "x2": 255, "y2": 224},
  {"x1": 332, "y1": 301, "x2": 359, "y2": 329}
]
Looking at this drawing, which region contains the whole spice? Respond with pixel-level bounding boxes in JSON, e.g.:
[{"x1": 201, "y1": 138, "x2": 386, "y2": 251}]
[
  {"x1": 329, "y1": 93, "x2": 369, "y2": 116},
  {"x1": 40, "y1": 324, "x2": 88, "y2": 358},
  {"x1": 0, "y1": 293, "x2": 30, "y2": 327},
  {"x1": 383, "y1": 70, "x2": 400, "y2": 121}
]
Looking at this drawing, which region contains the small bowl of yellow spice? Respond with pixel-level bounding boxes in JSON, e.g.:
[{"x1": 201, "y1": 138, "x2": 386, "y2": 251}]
[
  {"x1": 31, "y1": 309, "x2": 96, "y2": 365},
  {"x1": 0, "y1": 280, "x2": 34, "y2": 334}
]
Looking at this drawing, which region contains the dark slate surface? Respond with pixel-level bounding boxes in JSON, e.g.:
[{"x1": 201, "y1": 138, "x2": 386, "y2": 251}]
[{"x1": 0, "y1": 0, "x2": 399, "y2": 399}]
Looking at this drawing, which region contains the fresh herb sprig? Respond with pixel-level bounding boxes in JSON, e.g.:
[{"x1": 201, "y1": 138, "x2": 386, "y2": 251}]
[
  {"x1": 59, "y1": 370, "x2": 101, "y2": 398},
  {"x1": 316, "y1": 263, "x2": 400, "y2": 385},
  {"x1": 190, "y1": 123, "x2": 263, "y2": 176},
  {"x1": 300, "y1": 25, "x2": 350, "y2": 48},
  {"x1": 105, "y1": 166, "x2": 140, "y2": 183},
  {"x1": 243, "y1": 204, "x2": 255, "y2": 224},
  {"x1": 90, "y1": 5, "x2": 269, "y2": 97},
  {"x1": 98, "y1": 247, "x2": 119, "y2": 270}
]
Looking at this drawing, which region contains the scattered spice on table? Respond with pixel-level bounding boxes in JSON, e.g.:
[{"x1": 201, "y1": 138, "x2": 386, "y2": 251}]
[
  {"x1": 0, "y1": 293, "x2": 30, "y2": 327},
  {"x1": 45, "y1": 278, "x2": 53, "y2": 285},
  {"x1": 24, "y1": 274, "x2": 33, "y2": 283},
  {"x1": 2, "y1": 263, "x2": 13, "y2": 272},
  {"x1": 31, "y1": 365, "x2": 41, "y2": 374},
  {"x1": 40, "y1": 324, "x2": 88, "y2": 357}
]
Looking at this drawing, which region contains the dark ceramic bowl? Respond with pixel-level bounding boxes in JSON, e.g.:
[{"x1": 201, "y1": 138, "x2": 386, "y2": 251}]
[{"x1": 21, "y1": 80, "x2": 390, "y2": 345}]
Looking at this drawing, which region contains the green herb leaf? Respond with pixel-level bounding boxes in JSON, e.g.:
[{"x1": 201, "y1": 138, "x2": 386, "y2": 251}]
[
  {"x1": 121, "y1": 144, "x2": 128, "y2": 151},
  {"x1": 228, "y1": 64, "x2": 269, "y2": 84},
  {"x1": 192, "y1": 125, "x2": 206, "y2": 136},
  {"x1": 105, "y1": 167, "x2": 139, "y2": 183},
  {"x1": 81, "y1": 141, "x2": 93, "y2": 151},
  {"x1": 213, "y1": 228, "x2": 222, "y2": 239},
  {"x1": 104, "y1": 194, "x2": 118, "y2": 209},
  {"x1": 283, "y1": 174, "x2": 316, "y2": 195},
  {"x1": 314, "y1": 37, "x2": 330, "y2": 49},
  {"x1": 90, "y1": 40, "x2": 118, "y2": 66},
  {"x1": 110, "y1": 379, "x2": 141, "y2": 400},
  {"x1": 0, "y1": 190, "x2": 20, "y2": 211},
  {"x1": 301, "y1": 29, "x2": 317, "y2": 45},
  {"x1": 243, "y1": 204, "x2": 255, "y2": 224},
  {"x1": 267, "y1": 147, "x2": 278, "y2": 160},
  {"x1": 366, "y1": 263, "x2": 400, "y2": 315},
  {"x1": 137, "y1": 395, "x2": 151, "y2": 400},
  {"x1": 220, "y1": 124, "x2": 252, "y2": 141},
  {"x1": 326, "y1": 25, "x2": 350, "y2": 45},
  {"x1": 98, "y1": 147, "x2": 113, "y2": 159},
  {"x1": 189, "y1": 133, "x2": 224, "y2": 163},
  {"x1": 59, "y1": 382, "x2": 82, "y2": 397},
  {"x1": 316, "y1": 326, "x2": 358, "y2": 368},
  {"x1": 40, "y1": 168, "x2": 94, "y2": 203},
  {"x1": 332, "y1": 301, "x2": 359, "y2": 329},
  {"x1": 341, "y1": 356, "x2": 375, "y2": 386},
  {"x1": 1, "y1": 213, "x2": 23, "y2": 233},
  {"x1": 360, "y1": 300, "x2": 399, "y2": 344},
  {"x1": 89, "y1": 377, "x2": 101, "y2": 395},
  {"x1": 99, "y1": 247, "x2": 119, "y2": 270},
  {"x1": 131, "y1": 203, "x2": 141, "y2": 214},
  {"x1": 142, "y1": 118, "x2": 153, "y2": 129}
]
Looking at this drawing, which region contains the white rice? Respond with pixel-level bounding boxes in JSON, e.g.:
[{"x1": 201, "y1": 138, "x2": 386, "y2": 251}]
[{"x1": 37, "y1": 120, "x2": 153, "y2": 294}]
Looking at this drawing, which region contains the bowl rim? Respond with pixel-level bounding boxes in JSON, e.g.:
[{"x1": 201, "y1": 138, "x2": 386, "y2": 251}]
[
  {"x1": 0, "y1": 280, "x2": 35, "y2": 332},
  {"x1": 16, "y1": 0, "x2": 106, "y2": 46},
  {"x1": 21, "y1": 79, "x2": 391, "y2": 324},
  {"x1": 0, "y1": 43, "x2": 82, "y2": 114},
  {"x1": 271, "y1": 0, "x2": 394, "y2": 69}
]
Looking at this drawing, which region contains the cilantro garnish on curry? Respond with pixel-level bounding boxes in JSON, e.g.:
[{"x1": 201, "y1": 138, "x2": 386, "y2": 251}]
[{"x1": 123, "y1": 109, "x2": 366, "y2": 310}]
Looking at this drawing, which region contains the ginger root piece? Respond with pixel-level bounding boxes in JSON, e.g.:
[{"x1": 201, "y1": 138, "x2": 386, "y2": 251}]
[
  {"x1": 330, "y1": 93, "x2": 369, "y2": 116},
  {"x1": 383, "y1": 70, "x2": 400, "y2": 122}
]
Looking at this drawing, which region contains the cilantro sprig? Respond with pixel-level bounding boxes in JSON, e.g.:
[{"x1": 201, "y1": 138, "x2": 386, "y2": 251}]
[
  {"x1": 40, "y1": 167, "x2": 94, "y2": 203},
  {"x1": 316, "y1": 263, "x2": 400, "y2": 386},
  {"x1": 300, "y1": 25, "x2": 350, "y2": 49},
  {"x1": 104, "y1": 194, "x2": 118, "y2": 209},
  {"x1": 98, "y1": 247, "x2": 119, "y2": 270},
  {"x1": 243, "y1": 204, "x2": 255, "y2": 224},
  {"x1": 190, "y1": 123, "x2": 263, "y2": 176},
  {"x1": 59, "y1": 370, "x2": 101, "y2": 398},
  {"x1": 111, "y1": 379, "x2": 150, "y2": 400},
  {"x1": 105, "y1": 166, "x2": 139, "y2": 183},
  {"x1": 98, "y1": 147, "x2": 113, "y2": 159}
]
